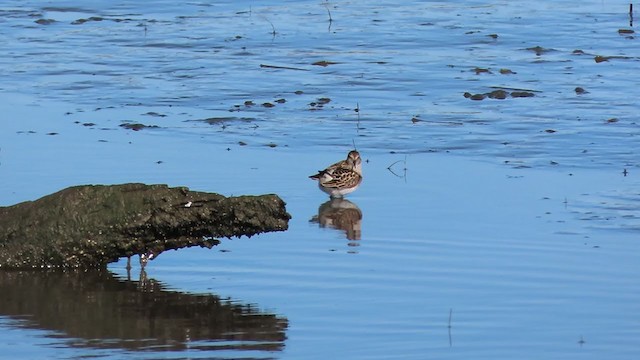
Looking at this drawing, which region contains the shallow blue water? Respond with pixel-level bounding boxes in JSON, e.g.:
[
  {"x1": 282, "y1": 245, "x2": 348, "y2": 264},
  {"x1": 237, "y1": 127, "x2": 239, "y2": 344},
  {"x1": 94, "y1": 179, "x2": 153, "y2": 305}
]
[
  {"x1": 1, "y1": 0, "x2": 639, "y2": 359},
  {"x1": 2, "y1": 0, "x2": 638, "y2": 168}
]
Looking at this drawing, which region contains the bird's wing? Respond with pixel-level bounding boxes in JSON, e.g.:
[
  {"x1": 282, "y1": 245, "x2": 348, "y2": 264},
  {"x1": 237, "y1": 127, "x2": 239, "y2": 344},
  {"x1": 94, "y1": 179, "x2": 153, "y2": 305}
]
[
  {"x1": 319, "y1": 168, "x2": 361, "y2": 189},
  {"x1": 309, "y1": 159, "x2": 347, "y2": 179}
]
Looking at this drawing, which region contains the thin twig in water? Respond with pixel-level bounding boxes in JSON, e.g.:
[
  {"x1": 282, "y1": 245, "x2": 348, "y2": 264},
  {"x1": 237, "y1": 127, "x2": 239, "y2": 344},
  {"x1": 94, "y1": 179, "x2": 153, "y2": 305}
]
[
  {"x1": 324, "y1": 3, "x2": 333, "y2": 23},
  {"x1": 355, "y1": 102, "x2": 362, "y2": 130},
  {"x1": 387, "y1": 160, "x2": 403, "y2": 170},
  {"x1": 260, "y1": 64, "x2": 309, "y2": 71},
  {"x1": 236, "y1": 6, "x2": 252, "y2": 15},
  {"x1": 387, "y1": 156, "x2": 407, "y2": 180},
  {"x1": 261, "y1": 16, "x2": 277, "y2": 37},
  {"x1": 448, "y1": 308, "x2": 453, "y2": 347}
]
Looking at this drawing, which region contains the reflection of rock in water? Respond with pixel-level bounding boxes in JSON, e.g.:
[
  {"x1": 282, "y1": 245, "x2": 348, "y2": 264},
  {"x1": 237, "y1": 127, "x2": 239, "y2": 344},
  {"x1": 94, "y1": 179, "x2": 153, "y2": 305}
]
[
  {"x1": 0, "y1": 270, "x2": 288, "y2": 354},
  {"x1": 310, "y1": 198, "x2": 362, "y2": 241}
]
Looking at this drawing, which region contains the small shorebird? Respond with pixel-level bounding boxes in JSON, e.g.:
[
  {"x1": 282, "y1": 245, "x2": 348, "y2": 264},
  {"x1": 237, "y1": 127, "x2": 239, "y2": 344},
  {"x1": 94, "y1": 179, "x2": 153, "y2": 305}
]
[{"x1": 309, "y1": 150, "x2": 362, "y2": 198}]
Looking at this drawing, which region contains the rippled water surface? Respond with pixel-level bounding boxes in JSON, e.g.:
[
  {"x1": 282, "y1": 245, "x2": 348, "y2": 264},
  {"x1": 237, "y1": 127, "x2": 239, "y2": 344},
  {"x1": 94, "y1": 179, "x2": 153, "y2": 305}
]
[{"x1": 1, "y1": 0, "x2": 639, "y2": 359}]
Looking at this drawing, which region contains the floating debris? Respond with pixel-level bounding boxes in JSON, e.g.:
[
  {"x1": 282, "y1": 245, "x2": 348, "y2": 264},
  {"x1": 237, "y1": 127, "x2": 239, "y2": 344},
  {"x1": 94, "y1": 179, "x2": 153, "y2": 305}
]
[
  {"x1": 487, "y1": 90, "x2": 508, "y2": 99},
  {"x1": 309, "y1": 97, "x2": 332, "y2": 110},
  {"x1": 465, "y1": 89, "x2": 535, "y2": 100},
  {"x1": 410, "y1": 117, "x2": 463, "y2": 126},
  {"x1": 473, "y1": 67, "x2": 492, "y2": 74},
  {"x1": 71, "y1": 17, "x2": 104, "y2": 25},
  {"x1": 195, "y1": 117, "x2": 236, "y2": 125},
  {"x1": 593, "y1": 55, "x2": 630, "y2": 63},
  {"x1": 574, "y1": 87, "x2": 587, "y2": 94},
  {"x1": 463, "y1": 92, "x2": 486, "y2": 101},
  {"x1": 526, "y1": 46, "x2": 554, "y2": 56},
  {"x1": 312, "y1": 60, "x2": 338, "y2": 67},
  {"x1": 35, "y1": 19, "x2": 56, "y2": 25},
  {"x1": 259, "y1": 64, "x2": 308, "y2": 71},
  {"x1": 511, "y1": 91, "x2": 535, "y2": 98},
  {"x1": 262, "y1": 102, "x2": 275, "y2": 108},
  {"x1": 120, "y1": 123, "x2": 159, "y2": 131},
  {"x1": 144, "y1": 112, "x2": 166, "y2": 117}
]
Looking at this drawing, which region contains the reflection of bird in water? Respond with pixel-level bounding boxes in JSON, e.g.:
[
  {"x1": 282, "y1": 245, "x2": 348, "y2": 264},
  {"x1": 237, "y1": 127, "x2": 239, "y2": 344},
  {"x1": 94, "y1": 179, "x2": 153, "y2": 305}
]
[
  {"x1": 310, "y1": 198, "x2": 362, "y2": 241},
  {"x1": 309, "y1": 151, "x2": 362, "y2": 198}
]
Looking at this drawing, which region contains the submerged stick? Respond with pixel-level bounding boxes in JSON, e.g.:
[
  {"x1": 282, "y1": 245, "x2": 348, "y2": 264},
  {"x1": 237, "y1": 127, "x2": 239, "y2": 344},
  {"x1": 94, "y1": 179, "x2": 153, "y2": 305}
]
[
  {"x1": 448, "y1": 308, "x2": 453, "y2": 347},
  {"x1": 260, "y1": 63, "x2": 309, "y2": 71},
  {"x1": 324, "y1": 3, "x2": 333, "y2": 23},
  {"x1": 387, "y1": 156, "x2": 408, "y2": 180},
  {"x1": 262, "y1": 16, "x2": 277, "y2": 36}
]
